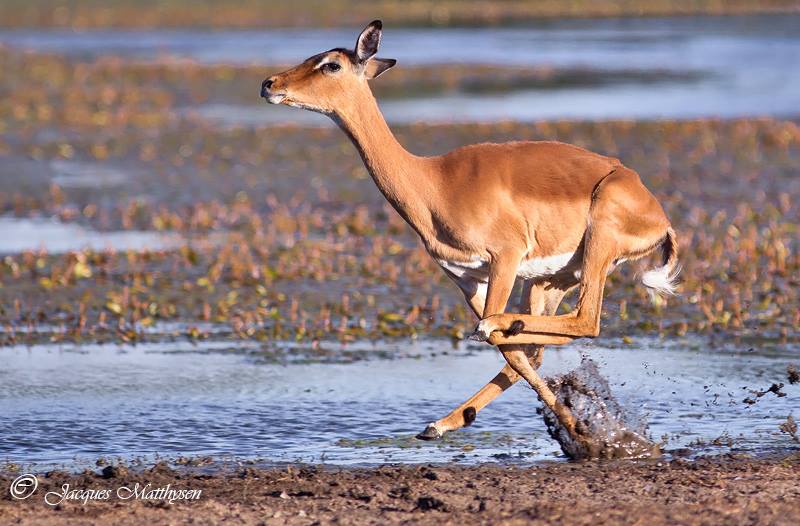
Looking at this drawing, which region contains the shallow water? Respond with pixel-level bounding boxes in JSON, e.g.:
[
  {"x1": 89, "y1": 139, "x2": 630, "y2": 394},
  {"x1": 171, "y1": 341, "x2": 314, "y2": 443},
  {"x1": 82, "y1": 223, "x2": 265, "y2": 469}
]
[
  {"x1": 191, "y1": 74, "x2": 795, "y2": 127},
  {"x1": 1, "y1": 15, "x2": 795, "y2": 68},
  {"x1": 2, "y1": 15, "x2": 799, "y2": 121},
  {"x1": 49, "y1": 160, "x2": 130, "y2": 189},
  {"x1": 0, "y1": 218, "x2": 181, "y2": 254},
  {"x1": 0, "y1": 335, "x2": 797, "y2": 471}
]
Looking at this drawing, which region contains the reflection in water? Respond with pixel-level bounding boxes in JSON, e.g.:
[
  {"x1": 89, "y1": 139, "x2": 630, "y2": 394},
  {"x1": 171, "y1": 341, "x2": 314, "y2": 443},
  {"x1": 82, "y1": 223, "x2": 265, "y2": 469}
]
[{"x1": 0, "y1": 336, "x2": 797, "y2": 471}]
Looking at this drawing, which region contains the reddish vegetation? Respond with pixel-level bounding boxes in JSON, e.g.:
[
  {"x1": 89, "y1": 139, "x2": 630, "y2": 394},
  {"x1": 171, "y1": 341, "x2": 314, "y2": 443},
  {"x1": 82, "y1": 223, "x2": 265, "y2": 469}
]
[
  {"x1": 1, "y1": 47, "x2": 797, "y2": 346},
  {"x1": 2, "y1": 114, "x2": 797, "y2": 346}
]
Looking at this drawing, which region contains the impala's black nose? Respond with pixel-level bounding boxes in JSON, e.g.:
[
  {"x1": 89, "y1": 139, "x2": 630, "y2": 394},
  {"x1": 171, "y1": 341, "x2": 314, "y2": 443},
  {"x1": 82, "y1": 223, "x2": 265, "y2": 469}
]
[{"x1": 260, "y1": 78, "x2": 273, "y2": 98}]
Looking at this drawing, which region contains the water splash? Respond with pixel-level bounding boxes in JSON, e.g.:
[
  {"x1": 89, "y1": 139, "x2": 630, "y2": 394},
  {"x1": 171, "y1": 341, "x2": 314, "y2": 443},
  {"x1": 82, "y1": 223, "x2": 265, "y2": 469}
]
[{"x1": 540, "y1": 357, "x2": 660, "y2": 460}]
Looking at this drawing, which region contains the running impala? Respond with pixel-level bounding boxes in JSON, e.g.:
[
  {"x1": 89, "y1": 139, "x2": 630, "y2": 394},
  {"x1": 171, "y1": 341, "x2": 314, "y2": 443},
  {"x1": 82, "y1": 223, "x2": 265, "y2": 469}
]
[{"x1": 260, "y1": 21, "x2": 679, "y2": 444}]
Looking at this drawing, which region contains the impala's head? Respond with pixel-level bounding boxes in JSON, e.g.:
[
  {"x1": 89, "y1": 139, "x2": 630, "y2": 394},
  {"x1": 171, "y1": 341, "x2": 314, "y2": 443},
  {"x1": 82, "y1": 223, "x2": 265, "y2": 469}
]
[{"x1": 260, "y1": 20, "x2": 396, "y2": 115}]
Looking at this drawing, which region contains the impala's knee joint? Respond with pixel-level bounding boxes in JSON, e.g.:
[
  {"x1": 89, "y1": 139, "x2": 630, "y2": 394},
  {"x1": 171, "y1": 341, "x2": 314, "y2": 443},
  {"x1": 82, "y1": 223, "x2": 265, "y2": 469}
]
[{"x1": 577, "y1": 317, "x2": 601, "y2": 338}]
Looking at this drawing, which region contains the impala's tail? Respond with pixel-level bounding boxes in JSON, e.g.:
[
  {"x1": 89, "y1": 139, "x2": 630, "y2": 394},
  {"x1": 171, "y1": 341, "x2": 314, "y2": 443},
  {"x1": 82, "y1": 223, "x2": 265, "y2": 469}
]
[{"x1": 641, "y1": 227, "x2": 680, "y2": 300}]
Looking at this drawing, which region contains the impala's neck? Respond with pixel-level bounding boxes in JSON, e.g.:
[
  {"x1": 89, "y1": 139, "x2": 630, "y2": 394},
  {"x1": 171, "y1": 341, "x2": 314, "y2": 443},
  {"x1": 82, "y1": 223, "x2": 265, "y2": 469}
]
[{"x1": 332, "y1": 90, "x2": 434, "y2": 225}]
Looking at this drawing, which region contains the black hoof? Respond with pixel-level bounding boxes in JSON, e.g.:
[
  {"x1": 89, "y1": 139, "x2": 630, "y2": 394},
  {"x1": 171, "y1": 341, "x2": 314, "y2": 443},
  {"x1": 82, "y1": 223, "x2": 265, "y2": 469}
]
[
  {"x1": 469, "y1": 329, "x2": 489, "y2": 342},
  {"x1": 416, "y1": 424, "x2": 442, "y2": 441},
  {"x1": 506, "y1": 320, "x2": 525, "y2": 336}
]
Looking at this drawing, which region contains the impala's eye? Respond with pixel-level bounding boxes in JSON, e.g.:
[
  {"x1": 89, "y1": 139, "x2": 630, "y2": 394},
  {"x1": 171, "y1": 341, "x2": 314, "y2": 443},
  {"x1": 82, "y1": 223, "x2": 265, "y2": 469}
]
[{"x1": 322, "y1": 62, "x2": 341, "y2": 73}]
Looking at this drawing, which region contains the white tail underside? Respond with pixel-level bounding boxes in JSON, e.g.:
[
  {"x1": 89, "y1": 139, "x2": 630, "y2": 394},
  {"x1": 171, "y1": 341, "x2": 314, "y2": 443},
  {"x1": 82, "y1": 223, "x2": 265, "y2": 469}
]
[{"x1": 641, "y1": 264, "x2": 681, "y2": 300}]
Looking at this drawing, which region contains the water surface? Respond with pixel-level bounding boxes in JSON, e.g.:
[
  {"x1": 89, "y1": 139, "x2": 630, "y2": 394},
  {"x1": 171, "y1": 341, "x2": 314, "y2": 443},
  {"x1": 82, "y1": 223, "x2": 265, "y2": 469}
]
[
  {"x1": 0, "y1": 218, "x2": 181, "y2": 254},
  {"x1": 1, "y1": 15, "x2": 795, "y2": 68},
  {"x1": 1, "y1": 336, "x2": 796, "y2": 471},
  {"x1": 2, "y1": 15, "x2": 798, "y2": 121}
]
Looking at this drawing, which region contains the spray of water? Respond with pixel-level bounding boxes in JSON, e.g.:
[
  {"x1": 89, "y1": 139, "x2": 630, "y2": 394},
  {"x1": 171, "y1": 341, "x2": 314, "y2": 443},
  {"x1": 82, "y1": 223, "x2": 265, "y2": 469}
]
[{"x1": 540, "y1": 357, "x2": 660, "y2": 460}]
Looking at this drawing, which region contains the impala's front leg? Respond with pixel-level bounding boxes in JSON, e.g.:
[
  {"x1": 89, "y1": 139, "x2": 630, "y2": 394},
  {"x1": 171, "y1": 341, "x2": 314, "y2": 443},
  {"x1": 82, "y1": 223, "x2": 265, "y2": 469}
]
[
  {"x1": 481, "y1": 250, "x2": 615, "y2": 345},
  {"x1": 469, "y1": 249, "x2": 524, "y2": 341},
  {"x1": 472, "y1": 249, "x2": 587, "y2": 445}
]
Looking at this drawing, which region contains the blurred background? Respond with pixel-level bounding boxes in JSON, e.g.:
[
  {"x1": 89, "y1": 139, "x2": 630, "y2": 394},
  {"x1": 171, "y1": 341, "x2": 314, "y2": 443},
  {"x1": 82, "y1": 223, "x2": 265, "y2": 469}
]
[
  {"x1": 2, "y1": 1, "x2": 798, "y2": 124},
  {"x1": 0, "y1": 1, "x2": 798, "y2": 470}
]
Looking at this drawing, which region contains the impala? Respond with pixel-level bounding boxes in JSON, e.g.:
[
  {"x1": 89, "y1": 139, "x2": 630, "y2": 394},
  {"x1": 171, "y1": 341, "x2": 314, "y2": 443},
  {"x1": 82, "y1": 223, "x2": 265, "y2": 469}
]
[{"x1": 260, "y1": 21, "x2": 679, "y2": 446}]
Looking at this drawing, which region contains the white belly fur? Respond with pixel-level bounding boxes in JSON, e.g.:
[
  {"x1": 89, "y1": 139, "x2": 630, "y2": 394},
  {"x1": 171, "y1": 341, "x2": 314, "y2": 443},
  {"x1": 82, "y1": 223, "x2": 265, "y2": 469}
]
[
  {"x1": 517, "y1": 252, "x2": 577, "y2": 279},
  {"x1": 439, "y1": 252, "x2": 577, "y2": 282}
]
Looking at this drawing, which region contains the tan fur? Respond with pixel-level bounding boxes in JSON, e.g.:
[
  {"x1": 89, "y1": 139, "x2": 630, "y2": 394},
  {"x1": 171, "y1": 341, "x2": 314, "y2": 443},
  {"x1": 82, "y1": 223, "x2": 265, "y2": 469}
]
[{"x1": 262, "y1": 21, "x2": 678, "y2": 443}]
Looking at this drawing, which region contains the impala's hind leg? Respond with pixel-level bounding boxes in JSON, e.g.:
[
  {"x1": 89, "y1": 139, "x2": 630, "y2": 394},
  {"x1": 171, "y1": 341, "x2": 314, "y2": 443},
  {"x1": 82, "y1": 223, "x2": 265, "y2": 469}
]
[
  {"x1": 476, "y1": 167, "x2": 673, "y2": 345},
  {"x1": 417, "y1": 283, "x2": 566, "y2": 440}
]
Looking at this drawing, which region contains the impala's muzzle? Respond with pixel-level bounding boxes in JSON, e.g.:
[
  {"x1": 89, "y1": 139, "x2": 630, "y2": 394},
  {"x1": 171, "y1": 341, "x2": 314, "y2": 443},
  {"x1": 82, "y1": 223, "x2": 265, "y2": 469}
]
[
  {"x1": 260, "y1": 76, "x2": 285, "y2": 104},
  {"x1": 260, "y1": 78, "x2": 272, "y2": 98}
]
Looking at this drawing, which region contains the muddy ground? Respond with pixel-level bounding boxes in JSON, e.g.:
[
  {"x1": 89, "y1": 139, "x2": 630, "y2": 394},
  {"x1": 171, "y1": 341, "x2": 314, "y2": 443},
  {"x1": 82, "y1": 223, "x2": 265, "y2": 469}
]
[{"x1": 2, "y1": 454, "x2": 799, "y2": 525}]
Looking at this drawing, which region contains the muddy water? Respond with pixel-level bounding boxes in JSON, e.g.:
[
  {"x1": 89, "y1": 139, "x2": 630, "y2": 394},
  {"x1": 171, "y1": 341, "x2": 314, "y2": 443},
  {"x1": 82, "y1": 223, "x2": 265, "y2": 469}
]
[
  {"x1": 0, "y1": 336, "x2": 797, "y2": 471},
  {"x1": 541, "y1": 358, "x2": 659, "y2": 460}
]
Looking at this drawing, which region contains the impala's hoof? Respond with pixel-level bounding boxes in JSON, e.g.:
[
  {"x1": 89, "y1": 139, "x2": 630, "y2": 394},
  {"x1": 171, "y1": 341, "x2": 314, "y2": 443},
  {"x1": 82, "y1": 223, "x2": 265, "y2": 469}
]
[
  {"x1": 507, "y1": 320, "x2": 525, "y2": 336},
  {"x1": 469, "y1": 328, "x2": 490, "y2": 342},
  {"x1": 416, "y1": 423, "x2": 443, "y2": 441}
]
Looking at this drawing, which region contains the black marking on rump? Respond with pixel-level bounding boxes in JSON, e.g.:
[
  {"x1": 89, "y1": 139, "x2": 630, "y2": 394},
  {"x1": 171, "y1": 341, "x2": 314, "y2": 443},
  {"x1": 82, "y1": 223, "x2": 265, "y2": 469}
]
[{"x1": 660, "y1": 229, "x2": 676, "y2": 266}]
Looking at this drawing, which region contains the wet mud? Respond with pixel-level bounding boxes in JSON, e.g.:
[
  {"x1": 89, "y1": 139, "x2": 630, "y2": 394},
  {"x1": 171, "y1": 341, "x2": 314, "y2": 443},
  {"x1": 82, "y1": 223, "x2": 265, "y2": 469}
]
[{"x1": 2, "y1": 454, "x2": 800, "y2": 525}]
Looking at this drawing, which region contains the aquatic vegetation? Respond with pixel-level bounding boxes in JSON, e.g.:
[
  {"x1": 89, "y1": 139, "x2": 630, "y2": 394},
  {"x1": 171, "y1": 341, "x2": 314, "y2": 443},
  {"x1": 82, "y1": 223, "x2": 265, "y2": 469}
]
[
  {"x1": 0, "y1": 44, "x2": 797, "y2": 348},
  {"x1": 780, "y1": 415, "x2": 798, "y2": 442}
]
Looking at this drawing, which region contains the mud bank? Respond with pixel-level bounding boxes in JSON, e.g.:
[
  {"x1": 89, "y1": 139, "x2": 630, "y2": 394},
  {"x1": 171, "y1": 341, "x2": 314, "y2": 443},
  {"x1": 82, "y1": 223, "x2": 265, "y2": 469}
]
[{"x1": 2, "y1": 454, "x2": 799, "y2": 525}]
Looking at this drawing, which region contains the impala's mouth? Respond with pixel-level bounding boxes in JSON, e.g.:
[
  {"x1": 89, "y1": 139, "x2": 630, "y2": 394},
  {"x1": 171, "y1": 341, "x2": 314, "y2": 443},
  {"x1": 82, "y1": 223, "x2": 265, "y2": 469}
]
[{"x1": 265, "y1": 93, "x2": 286, "y2": 105}]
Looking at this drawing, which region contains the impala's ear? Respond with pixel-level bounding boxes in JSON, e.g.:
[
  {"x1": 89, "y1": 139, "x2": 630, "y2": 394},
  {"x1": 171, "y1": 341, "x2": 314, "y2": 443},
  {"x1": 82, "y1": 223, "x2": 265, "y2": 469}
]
[
  {"x1": 364, "y1": 57, "x2": 397, "y2": 79},
  {"x1": 355, "y1": 20, "x2": 382, "y2": 63}
]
